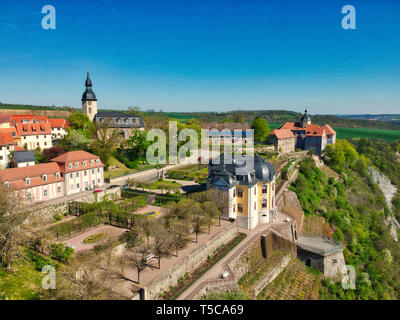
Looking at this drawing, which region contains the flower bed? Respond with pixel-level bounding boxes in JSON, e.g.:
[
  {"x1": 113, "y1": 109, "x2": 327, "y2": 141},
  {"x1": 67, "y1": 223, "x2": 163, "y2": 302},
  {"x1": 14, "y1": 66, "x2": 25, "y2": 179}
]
[
  {"x1": 82, "y1": 232, "x2": 107, "y2": 245},
  {"x1": 142, "y1": 210, "x2": 159, "y2": 217}
]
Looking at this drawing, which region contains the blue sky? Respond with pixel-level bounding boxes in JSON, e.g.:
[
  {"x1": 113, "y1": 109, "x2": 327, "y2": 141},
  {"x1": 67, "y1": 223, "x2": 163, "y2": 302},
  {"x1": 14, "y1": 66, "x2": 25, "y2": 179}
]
[{"x1": 0, "y1": 0, "x2": 399, "y2": 114}]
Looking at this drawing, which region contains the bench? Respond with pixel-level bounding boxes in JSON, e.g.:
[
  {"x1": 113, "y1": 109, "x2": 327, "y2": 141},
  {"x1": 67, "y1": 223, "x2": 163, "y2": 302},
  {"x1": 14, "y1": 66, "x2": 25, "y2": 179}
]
[
  {"x1": 221, "y1": 271, "x2": 230, "y2": 279},
  {"x1": 144, "y1": 253, "x2": 155, "y2": 263},
  {"x1": 188, "y1": 228, "x2": 195, "y2": 234}
]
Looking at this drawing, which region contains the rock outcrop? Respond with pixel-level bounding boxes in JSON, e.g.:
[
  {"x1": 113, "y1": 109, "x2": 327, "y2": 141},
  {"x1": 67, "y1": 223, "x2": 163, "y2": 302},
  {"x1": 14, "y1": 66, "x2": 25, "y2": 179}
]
[{"x1": 368, "y1": 166, "x2": 398, "y2": 241}]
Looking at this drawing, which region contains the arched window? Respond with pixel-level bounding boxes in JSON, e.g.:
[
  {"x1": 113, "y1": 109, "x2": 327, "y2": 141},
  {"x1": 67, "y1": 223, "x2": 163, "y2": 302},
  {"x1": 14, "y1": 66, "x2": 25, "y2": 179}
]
[{"x1": 89, "y1": 107, "x2": 92, "y2": 114}]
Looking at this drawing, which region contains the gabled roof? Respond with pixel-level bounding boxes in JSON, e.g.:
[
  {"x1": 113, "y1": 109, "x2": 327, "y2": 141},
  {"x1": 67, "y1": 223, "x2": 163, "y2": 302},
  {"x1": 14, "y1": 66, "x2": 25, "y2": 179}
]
[
  {"x1": 305, "y1": 124, "x2": 325, "y2": 136},
  {"x1": 10, "y1": 115, "x2": 49, "y2": 124},
  {"x1": 0, "y1": 128, "x2": 20, "y2": 139},
  {"x1": 14, "y1": 145, "x2": 25, "y2": 151},
  {"x1": 49, "y1": 119, "x2": 70, "y2": 129},
  {"x1": 50, "y1": 150, "x2": 99, "y2": 163},
  {"x1": 0, "y1": 162, "x2": 60, "y2": 182},
  {"x1": 270, "y1": 128, "x2": 295, "y2": 139},
  {"x1": 0, "y1": 132, "x2": 15, "y2": 146},
  {"x1": 323, "y1": 124, "x2": 336, "y2": 135},
  {"x1": 13, "y1": 151, "x2": 35, "y2": 163},
  {"x1": 15, "y1": 123, "x2": 52, "y2": 136}
]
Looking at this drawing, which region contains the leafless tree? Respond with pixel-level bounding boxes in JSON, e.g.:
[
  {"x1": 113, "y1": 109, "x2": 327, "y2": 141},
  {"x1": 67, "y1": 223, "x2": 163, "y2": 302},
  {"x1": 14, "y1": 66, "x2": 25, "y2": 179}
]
[
  {"x1": 170, "y1": 220, "x2": 189, "y2": 257},
  {"x1": 151, "y1": 223, "x2": 172, "y2": 269},
  {"x1": 0, "y1": 184, "x2": 35, "y2": 270}
]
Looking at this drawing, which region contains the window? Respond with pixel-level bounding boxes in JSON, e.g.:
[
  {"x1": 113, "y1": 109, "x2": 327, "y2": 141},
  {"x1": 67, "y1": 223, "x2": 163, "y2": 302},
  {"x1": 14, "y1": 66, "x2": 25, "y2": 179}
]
[
  {"x1": 333, "y1": 259, "x2": 337, "y2": 264},
  {"x1": 76, "y1": 172, "x2": 79, "y2": 178},
  {"x1": 83, "y1": 161, "x2": 87, "y2": 167},
  {"x1": 42, "y1": 175, "x2": 47, "y2": 182},
  {"x1": 92, "y1": 169, "x2": 95, "y2": 174},
  {"x1": 262, "y1": 185, "x2": 268, "y2": 194},
  {"x1": 68, "y1": 163, "x2": 72, "y2": 169},
  {"x1": 56, "y1": 173, "x2": 60, "y2": 179},
  {"x1": 237, "y1": 188, "x2": 243, "y2": 198},
  {"x1": 0, "y1": 156, "x2": 2, "y2": 160},
  {"x1": 238, "y1": 204, "x2": 243, "y2": 213},
  {"x1": 4, "y1": 182, "x2": 9, "y2": 188},
  {"x1": 254, "y1": 202, "x2": 256, "y2": 210},
  {"x1": 26, "y1": 178, "x2": 30, "y2": 185},
  {"x1": 98, "y1": 179, "x2": 100, "y2": 184},
  {"x1": 57, "y1": 186, "x2": 61, "y2": 193},
  {"x1": 96, "y1": 159, "x2": 99, "y2": 164},
  {"x1": 70, "y1": 173, "x2": 73, "y2": 178},
  {"x1": 90, "y1": 160, "x2": 94, "y2": 165},
  {"x1": 233, "y1": 189, "x2": 236, "y2": 197},
  {"x1": 254, "y1": 188, "x2": 256, "y2": 195},
  {"x1": 77, "y1": 183, "x2": 80, "y2": 189},
  {"x1": 43, "y1": 190, "x2": 48, "y2": 197},
  {"x1": 44, "y1": 142, "x2": 47, "y2": 146},
  {"x1": 262, "y1": 200, "x2": 267, "y2": 208},
  {"x1": 75, "y1": 163, "x2": 79, "y2": 168},
  {"x1": 27, "y1": 193, "x2": 32, "y2": 201},
  {"x1": 97, "y1": 168, "x2": 100, "y2": 173},
  {"x1": 84, "y1": 170, "x2": 87, "y2": 176},
  {"x1": 70, "y1": 184, "x2": 74, "y2": 190}
]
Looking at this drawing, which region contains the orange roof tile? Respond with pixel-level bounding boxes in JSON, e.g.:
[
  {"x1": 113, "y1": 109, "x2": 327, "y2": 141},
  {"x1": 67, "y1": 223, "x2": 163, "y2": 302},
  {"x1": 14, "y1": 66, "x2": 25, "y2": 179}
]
[
  {"x1": 15, "y1": 123, "x2": 52, "y2": 136},
  {"x1": 0, "y1": 132, "x2": 15, "y2": 146},
  {"x1": 49, "y1": 119, "x2": 70, "y2": 129},
  {"x1": 0, "y1": 127, "x2": 20, "y2": 139},
  {"x1": 50, "y1": 150, "x2": 100, "y2": 163},
  {"x1": 323, "y1": 124, "x2": 336, "y2": 135},
  {"x1": 10, "y1": 115, "x2": 49, "y2": 124},
  {"x1": 270, "y1": 129, "x2": 295, "y2": 139},
  {"x1": 0, "y1": 114, "x2": 11, "y2": 124},
  {"x1": 0, "y1": 163, "x2": 61, "y2": 183},
  {"x1": 13, "y1": 145, "x2": 25, "y2": 151}
]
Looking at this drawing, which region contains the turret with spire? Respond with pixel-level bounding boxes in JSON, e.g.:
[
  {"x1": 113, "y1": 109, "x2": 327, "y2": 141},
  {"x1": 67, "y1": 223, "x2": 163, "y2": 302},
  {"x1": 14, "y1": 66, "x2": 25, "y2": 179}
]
[
  {"x1": 300, "y1": 108, "x2": 311, "y2": 128},
  {"x1": 82, "y1": 72, "x2": 98, "y2": 121}
]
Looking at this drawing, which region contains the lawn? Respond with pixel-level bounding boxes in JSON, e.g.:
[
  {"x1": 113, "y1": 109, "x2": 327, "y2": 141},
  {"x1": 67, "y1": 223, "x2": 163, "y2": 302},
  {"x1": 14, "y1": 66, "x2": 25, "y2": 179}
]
[{"x1": 0, "y1": 262, "x2": 43, "y2": 300}]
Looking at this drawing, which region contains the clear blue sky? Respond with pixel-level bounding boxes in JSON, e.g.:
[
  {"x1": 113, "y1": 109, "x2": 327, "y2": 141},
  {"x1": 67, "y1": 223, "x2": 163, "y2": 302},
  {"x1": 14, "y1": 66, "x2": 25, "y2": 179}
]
[{"x1": 0, "y1": 0, "x2": 399, "y2": 114}]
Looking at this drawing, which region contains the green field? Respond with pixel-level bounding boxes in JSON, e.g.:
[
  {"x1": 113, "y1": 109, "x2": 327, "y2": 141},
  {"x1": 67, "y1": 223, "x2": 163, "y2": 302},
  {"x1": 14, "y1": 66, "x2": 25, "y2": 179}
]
[{"x1": 269, "y1": 122, "x2": 400, "y2": 142}]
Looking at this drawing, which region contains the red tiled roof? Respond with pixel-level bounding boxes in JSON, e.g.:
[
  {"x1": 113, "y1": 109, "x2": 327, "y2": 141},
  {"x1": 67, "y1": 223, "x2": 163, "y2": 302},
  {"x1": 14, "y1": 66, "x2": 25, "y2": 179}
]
[
  {"x1": 15, "y1": 123, "x2": 52, "y2": 136},
  {"x1": 0, "y1": 162, "x2": 61, "y2": 187},
  {"x1": 0, "y1": 114, "x2": 11, "y2": 124},
  {"x1": 14, "y1": 145, "x2": 25, "y2": 151},
  {"x1": 50, "y1": 150, "x2": 100, "y2": 163},
  {"x1": 49, "y1": 119, "x2": 70, "y2": 129},
  {"x1": 305, "y1": 124, "x2": 325, "y2": 136},
  {"x1": 10, "y1": 115, "x2": 49, "y2": 124},
  {"x1": 0, "y1": 132, "x2": 15, "y2": 146},
  {"x1": 323, "y1": 124, "x2": 336, "y2": 135},
  {"x1": 270, "y1": 129, "x2": 295, "y2": 139},
  {"x1": 280, "y1": 122, "x2": 302, "y2": 131},
  {"x1": 0, "y1": 128, "x2": 20, "y2": 139}
]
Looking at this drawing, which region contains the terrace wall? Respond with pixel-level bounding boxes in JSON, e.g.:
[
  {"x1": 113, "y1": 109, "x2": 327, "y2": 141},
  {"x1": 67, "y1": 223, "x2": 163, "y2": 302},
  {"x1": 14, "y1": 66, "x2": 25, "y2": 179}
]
[{"x1": 141, "y1": 221, "x2": 239, "y2": 300}]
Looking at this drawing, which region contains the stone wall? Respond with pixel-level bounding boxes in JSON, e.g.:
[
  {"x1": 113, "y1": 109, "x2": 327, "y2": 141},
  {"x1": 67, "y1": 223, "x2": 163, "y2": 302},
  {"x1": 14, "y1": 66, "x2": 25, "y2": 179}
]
[{"x1": 142, "y1": 221, "x2": 239, "y2": 300}]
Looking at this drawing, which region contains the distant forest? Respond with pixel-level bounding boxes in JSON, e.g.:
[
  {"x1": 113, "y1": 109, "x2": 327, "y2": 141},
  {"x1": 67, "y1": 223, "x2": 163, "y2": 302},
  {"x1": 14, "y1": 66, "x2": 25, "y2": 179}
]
[{"x1": 1, "y1": 102, "x2": 400, "y2": 130}]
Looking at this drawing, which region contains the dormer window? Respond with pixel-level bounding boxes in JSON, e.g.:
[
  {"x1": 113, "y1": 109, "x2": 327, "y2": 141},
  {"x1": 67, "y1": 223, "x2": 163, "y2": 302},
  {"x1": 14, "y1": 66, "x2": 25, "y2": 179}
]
[
  {"x1": 68, "y1": 163, "x2": 72, "y2": 169},
  {"x1": 26, "y1": 178, "x2": 30, "y2": 186},
  {"x1": 83, "y1": 161, "x2": 87, "y2": 167},
  {"x1": 96, "y1": 159, "x2": 99, "y2": 164},
  {"x1": 56, "y1": 172, "x2": 60, "y2": 179},
  {"x1": 4, "y1": 182, "x2": 9, "y2": 188},
  {"x1": 75, "y1": 163, "x2": 79, "y2": 168},
  {"x1": 90, "y1": 160, "x2": 94, "y2": 165},
  {"x1": 42, "y1": 175, "x2": 47, "y2": 182}
]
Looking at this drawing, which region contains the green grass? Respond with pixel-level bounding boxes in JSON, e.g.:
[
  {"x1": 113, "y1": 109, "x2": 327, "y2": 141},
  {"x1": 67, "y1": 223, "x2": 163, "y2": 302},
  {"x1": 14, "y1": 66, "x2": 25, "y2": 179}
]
[
  {"x1": 0, "y1": 262, "x2": 43, "y2": 300},
  {"x1": 333, "y1": 127, "x2": 400, "y2": 141}
]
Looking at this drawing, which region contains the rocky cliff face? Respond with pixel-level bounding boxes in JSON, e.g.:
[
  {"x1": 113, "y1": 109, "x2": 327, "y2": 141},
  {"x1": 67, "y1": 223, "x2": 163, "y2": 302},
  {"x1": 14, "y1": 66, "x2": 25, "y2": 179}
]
[
  {"x1": 368, "y1": 166, "x2": 398, "y2": 211},
  {"x1": 368, "y1": 166, "x2": 399, "y2": 241}
]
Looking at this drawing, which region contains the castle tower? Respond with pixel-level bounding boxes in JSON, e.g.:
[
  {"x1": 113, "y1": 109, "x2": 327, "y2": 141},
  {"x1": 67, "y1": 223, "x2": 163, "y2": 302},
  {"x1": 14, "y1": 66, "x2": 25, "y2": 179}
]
[
  {"x1": 300, "y1": 108, "x2": 311, "y2": 128},
  {"x1": 82, "y1": 72, "x2": 97, "y2": 121}
]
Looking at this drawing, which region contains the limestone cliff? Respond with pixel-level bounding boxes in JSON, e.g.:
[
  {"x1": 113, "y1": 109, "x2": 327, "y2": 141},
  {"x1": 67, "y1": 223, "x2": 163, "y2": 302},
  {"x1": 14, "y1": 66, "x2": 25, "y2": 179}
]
[{"x1": 368, "y1": 166, "x2": 399, "y2": 241}]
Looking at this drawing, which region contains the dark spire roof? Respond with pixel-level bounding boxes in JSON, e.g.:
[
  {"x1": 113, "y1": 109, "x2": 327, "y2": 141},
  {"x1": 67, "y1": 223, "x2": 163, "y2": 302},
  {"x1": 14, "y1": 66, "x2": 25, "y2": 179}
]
[{"x1": 82, "y1": 72, "x2": 97, "y2": 101}]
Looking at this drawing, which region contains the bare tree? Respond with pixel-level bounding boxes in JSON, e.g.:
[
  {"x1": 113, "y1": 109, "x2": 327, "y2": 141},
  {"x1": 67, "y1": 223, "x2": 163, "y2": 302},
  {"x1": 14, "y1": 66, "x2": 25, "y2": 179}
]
[
  {"x1": 126, "y1": 246, "x2": 148, "y2": 284},
  {"x1": 138, "y1": 217, "x2": 155, "y2": 247},
  {"x1": 211, "y1": 189, "x2": 229, "y2": 226},
  {"x1": 188, "y1": 200, "x2": 207, "y2": 243},
  {"x1": 151, "y1": 223, "x2": 172, "y2": 269},
  {"x1": 203, "y1": 201, "x2": 220, "y2": 234},
  {"x1": 170, "y1": 220, "x2": 189, "y2": 257},
  {"x1": 0, "y1": 184, "x2": 35, "y2": 270}
]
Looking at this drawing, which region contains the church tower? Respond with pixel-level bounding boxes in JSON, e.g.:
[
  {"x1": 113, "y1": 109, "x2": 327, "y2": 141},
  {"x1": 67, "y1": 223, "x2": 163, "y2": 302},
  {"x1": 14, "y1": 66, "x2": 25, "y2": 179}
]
[
  {"x1": 82, "y1": 72, "x2": 97, "y2": 121},
  {"x1": 300, "y1": 109, "x2": 311, "y2": 128}
]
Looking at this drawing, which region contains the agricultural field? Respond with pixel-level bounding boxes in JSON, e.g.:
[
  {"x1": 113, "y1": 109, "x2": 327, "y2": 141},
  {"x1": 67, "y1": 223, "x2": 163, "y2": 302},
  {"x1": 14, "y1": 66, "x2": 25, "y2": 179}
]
[{"x1": 257, "y1": 258, "x2": 320, "y2": 300}]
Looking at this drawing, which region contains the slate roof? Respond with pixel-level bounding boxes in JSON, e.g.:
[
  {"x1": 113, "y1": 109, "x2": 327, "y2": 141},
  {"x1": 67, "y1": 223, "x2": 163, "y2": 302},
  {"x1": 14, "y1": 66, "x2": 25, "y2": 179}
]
[{"x1": 13, "y1": 151, "x2": 35, "y2": 163}]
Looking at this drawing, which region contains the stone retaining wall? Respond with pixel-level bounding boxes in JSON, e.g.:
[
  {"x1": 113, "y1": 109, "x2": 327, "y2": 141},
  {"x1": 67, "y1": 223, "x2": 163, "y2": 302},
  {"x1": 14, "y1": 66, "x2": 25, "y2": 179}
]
[{"x1": 142, "y1": 221, "x2": 239, "y2": 300}]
